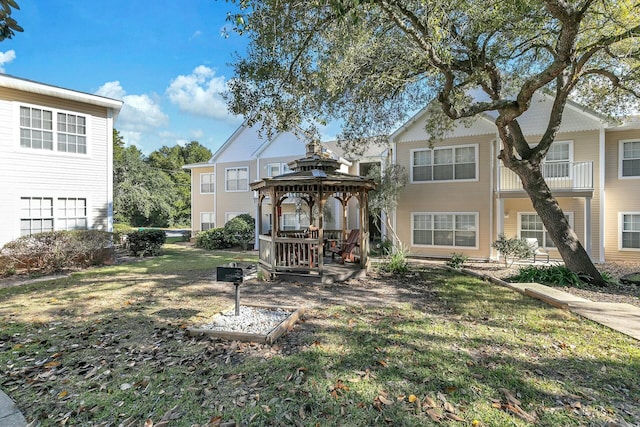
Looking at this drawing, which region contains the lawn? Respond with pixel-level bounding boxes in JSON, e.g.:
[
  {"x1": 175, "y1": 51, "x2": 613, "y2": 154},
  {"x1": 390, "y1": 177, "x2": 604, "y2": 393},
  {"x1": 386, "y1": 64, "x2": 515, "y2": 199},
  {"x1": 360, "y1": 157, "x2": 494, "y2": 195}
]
[{"x1": 1, "y1": 244, "x2": 639, "y2": 426}]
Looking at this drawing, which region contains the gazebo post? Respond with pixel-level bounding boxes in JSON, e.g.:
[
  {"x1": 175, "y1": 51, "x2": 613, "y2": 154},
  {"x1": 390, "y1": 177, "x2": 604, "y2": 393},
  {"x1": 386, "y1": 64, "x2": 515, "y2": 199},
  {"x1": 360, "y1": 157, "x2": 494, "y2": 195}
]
[
  {"x1": 317, "y1": 191, "x2": 325, "y2": 275},
  {"x1": 359, "y1": 190, "x2": 369, "y2": 268}
]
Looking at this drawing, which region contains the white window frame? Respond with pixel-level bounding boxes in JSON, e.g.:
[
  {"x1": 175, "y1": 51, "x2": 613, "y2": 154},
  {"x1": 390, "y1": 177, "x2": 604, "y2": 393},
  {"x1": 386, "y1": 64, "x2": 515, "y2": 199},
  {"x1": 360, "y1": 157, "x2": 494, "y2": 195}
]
[
  {"x1": 619, "y1": 139, "x2": 640, "y2": 179},
  {"x1": 267, "y1": 162, "x2": 291, "y2": 178},
  {"x1": 225, "y1": 167, "x2": 249, "y2": 192},
  {"x1": 56, "y1": 197, "x2": 88, "y2": 231},
  {"x1": 17, "y1": 103, "x2": 90, "y2": 156},
  {"x1": 225, "y1": 212, "x2": 249, "y2": 223},
  {"x1": 282, "y1": 212, "x2": 297, "y2": 230},
  {"x1": 200, "y1": 212, "x2": 215, "y2": 231},
  {"x1": 200, "y1": 173, "x2": 215, "y2": 194},
  {"x1": 620, "y1": 212, "x2": 640, "y2": 251},
  {"x1": 20, "y1": 197, "x2": 54, "y2": 236},
  {"x1": 410, "y1": 144, "x2": 478, "y2": 183},
  {"x1": 517, "y1": 212, "x2": 574, "y2": 249},
  {"x1": 411, "y1": 212, "x2": 479, "y2": 249},
  {"x1": 541, "y1": 140, "x2": 573, "y2": 180}
]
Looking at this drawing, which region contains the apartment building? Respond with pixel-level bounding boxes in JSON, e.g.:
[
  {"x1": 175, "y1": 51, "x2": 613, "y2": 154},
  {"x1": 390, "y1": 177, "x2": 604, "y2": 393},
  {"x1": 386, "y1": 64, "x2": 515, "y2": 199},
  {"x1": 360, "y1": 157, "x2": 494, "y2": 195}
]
[
  {"x1": 391, "y1": 93, "x2": 640, "y2": 262},
  {"x1": 184, "y1": 122, "x2": 356, "y2": 241},
  {"x1": 0, "y1": 74, "x2": 122, "y2": 247}
]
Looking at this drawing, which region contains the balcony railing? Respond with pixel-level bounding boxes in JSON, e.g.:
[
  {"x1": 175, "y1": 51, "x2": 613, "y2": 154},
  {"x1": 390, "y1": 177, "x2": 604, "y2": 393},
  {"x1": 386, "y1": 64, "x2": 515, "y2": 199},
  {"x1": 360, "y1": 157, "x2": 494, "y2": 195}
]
[{"x1": 498, "y1": 161, "x2": 593, "y2": 192}]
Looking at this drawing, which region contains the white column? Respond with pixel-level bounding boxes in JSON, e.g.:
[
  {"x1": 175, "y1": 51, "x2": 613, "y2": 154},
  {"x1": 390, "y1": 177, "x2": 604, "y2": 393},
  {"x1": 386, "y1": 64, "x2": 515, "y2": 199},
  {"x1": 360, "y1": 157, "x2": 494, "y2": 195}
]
[{"x1": 585, "y1": 196, "x2": 592, "y2": 259}]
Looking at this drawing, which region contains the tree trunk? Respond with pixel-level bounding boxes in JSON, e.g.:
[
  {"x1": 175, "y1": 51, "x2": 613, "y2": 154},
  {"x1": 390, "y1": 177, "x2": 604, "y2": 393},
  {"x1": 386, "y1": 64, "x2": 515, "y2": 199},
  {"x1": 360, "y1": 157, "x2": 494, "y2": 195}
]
[{"x1": 516, "y1": 163, "x2": 605, "y2": 286}]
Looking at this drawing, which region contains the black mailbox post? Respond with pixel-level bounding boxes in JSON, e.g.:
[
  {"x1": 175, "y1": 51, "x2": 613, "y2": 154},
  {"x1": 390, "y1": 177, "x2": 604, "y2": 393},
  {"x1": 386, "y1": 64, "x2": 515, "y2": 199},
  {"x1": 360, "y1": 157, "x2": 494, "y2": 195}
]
[{"x1": 216, "y1": 263, "x2": 257, "y2": 315}]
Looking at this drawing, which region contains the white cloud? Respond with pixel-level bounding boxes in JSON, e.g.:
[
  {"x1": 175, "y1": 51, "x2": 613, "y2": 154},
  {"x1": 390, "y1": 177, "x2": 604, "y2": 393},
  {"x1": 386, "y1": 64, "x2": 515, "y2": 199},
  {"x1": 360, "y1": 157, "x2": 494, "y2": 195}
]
[
  {"x1": 96, "y1": 81, "x2": 169, "y2": 132},
  {"x1": 0, "y1": 50, "x2": 16, "y2": 72},
  {"x1": 191, "y1": 129, "x2": 204, "y2": 139},
  {"x1": 190, "y1": 30, "x2": 202, "y2": 40},
  {"x1": 166, "y1": 66, "x2": 234, "y2": 120}
]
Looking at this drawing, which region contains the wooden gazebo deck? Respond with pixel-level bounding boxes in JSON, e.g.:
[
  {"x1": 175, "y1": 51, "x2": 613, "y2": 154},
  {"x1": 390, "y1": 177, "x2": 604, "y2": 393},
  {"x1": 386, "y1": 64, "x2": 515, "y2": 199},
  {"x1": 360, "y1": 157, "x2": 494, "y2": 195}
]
[{"x1": 257, "y1": 230, "x2": 367, "y2": 284}]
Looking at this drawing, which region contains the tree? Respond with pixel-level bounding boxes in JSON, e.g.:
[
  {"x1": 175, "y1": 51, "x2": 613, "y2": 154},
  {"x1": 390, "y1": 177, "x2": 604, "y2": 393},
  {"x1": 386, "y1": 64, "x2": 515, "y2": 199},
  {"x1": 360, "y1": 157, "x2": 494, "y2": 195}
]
[
  {"x1": 0, "y1": 0, "x2": 22, "y2": 42},
  {"x1": 365, "y1": 162, "x2": 408, "y2": 250},
  {"x1": 147, "y1": 142, "x2": 212, "y2": 225},
  {"x1": 225, "y1": 0, "x2": 640, "y2": 285},
  {"x1": 112, "y1": 135, "x2": 180, "y2": 227}
]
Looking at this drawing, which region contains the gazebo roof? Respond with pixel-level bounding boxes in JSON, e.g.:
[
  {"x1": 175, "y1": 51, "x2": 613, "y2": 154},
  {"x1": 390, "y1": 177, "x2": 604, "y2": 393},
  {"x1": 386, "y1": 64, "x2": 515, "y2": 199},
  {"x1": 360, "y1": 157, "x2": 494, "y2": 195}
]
[{"x1": 250, "y1": 142, "x2": 376, "y2": 191}]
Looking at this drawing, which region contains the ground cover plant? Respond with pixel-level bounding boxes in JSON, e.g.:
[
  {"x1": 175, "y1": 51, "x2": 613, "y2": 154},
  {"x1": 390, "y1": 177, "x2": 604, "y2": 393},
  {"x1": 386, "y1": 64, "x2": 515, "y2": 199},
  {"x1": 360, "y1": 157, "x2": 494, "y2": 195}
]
[{"x1": 1, "y1": 245, "x2": 639, "y2": 426}]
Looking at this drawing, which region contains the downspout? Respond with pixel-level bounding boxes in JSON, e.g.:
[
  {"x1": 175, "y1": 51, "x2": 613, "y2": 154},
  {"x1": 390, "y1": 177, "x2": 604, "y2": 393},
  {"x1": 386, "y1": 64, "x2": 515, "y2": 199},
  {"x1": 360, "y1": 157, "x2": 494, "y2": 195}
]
[
  {"x1": 255, "y1": 158, "x2": 260, "y2": 249},
  {"x1": 488, "y1": 138, "x2": 495, "y2": 261},
  {"x1": 213, "y1": 167, "x2": 217, "y2": 231},
  {"x1": 391, "y1": 143, "x2": 398, "y2": 246},
  {"x1": 599, "y1": 126, "x2": 606, "y2": 263}
]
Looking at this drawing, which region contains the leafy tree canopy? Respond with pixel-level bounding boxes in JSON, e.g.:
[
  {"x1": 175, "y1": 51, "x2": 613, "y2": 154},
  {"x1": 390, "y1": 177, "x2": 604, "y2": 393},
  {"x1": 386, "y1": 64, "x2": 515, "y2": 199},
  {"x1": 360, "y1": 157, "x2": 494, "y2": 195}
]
[
  {"x1": 113, "y1": 134, "x2": 212, "y2": 228},
  {"x1": 0, "y1": 0, "x2": 22, "y2": 42},
  {"x1": 227, "y1": 0, "x2": 640, "y2": 155}
]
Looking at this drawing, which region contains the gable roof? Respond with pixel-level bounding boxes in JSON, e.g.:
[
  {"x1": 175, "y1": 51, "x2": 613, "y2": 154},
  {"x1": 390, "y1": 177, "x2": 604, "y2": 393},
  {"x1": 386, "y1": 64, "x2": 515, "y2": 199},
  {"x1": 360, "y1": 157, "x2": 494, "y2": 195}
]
[
  {"x1": 0, "y1": 73, "x2": 123, "y2": 119},
  {"x1": 390, "y1": 91, "x2": 610, "y2": 143}
]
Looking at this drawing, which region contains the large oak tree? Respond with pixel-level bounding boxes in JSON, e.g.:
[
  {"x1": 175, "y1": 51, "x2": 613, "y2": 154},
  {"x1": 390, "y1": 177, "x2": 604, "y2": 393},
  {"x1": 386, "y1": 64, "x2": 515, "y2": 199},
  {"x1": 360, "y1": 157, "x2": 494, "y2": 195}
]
[{"x1": 226, "y1": 0, "x2": 640, "y2": 285}]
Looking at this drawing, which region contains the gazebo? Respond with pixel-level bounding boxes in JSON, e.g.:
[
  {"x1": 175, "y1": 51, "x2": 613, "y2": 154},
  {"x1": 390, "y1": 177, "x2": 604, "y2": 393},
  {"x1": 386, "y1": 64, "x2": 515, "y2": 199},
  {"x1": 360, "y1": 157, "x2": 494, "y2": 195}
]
[{"x1": 250, "y1": 142, "x2": 376, "y2": 284}]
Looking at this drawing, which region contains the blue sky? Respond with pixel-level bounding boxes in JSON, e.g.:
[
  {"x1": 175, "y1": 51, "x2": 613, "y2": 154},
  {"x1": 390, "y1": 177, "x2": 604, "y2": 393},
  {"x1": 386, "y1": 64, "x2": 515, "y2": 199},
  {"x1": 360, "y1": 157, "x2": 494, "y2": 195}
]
[{"x1": 0, "y1": 0, "x2": 255, "y2": 155}]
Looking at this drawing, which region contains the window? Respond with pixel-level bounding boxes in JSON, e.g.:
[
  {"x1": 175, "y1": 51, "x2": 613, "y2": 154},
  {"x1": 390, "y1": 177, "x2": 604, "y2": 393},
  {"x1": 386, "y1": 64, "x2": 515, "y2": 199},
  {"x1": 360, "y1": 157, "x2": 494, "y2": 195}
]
[
  {"x1": 225, "y1": 212, "x2": 249, "y2": 223},
  {"x1": 620, "y1": 140, "x2": 640, "y2": 178},
  {"x1": 201, "y1": 212, "x2": 215, "y2": 231},
  {"x1": 543, "y1": 141, "x2": 571, "y2": 178},
  {"x1": 200, "y1": 173, "x2": 214, "y2": 193},
  {"x1": 411, "y1": 145, "x2": 477, "y2": 182},
  {"x1": 20, "y1": 105, "x2": 89, "y2": 154},
  {"x1": 267, "y1": 162, "x2": 291, "y2": 177},
  {"x1": 412, "y1": 213, "x2": 477, "y2": 247},
  {"x1": 519, "y1": 212, "x2": 572, "y2": 248},
  {"x1": 20, "y1": 197, "x2": 54, "y2": 236},
  {"x1": 225, "y1": 167, "x2": 249, "y2": 191},
  {"x1": 57, "y1": 113, "x2": 87, "y2": 153},
  {"x1": 282, "y1": 213, "x2": 296, "y2": 230},
  {"x1": 20, "y1": 106, "x2": 53, "y2": 150},
  {"x1": 622, "y1": 214, "x2": 640, "y2": 249},
  {"x1": 57, "y1": 198, "x2": 87, "y2": 230}
]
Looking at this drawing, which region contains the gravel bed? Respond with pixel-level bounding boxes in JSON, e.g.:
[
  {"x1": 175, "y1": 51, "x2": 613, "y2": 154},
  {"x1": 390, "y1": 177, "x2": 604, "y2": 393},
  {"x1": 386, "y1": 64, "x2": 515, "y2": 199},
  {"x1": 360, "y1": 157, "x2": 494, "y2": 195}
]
[{"x1": 200, "y1": 306, "x2": 292, "y2": 335}]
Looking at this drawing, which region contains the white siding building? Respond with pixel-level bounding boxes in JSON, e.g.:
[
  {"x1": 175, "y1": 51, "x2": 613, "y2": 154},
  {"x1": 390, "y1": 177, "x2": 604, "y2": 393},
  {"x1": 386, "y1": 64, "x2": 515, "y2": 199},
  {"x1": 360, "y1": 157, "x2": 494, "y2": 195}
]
[{"x1": 0, "y1": 74, "x2": 123, "y2": 247}]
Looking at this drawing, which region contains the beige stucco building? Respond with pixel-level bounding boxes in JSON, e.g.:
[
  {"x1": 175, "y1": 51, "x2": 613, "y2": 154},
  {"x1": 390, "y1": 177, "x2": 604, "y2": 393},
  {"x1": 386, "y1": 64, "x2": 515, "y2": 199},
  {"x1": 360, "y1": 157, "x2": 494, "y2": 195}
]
[
  {"x1": 391, "y1": 94, "x2": 640, "y2": 263},
  {"x1": 187, "y1": 95, "x2": 639, "y2": 264}
]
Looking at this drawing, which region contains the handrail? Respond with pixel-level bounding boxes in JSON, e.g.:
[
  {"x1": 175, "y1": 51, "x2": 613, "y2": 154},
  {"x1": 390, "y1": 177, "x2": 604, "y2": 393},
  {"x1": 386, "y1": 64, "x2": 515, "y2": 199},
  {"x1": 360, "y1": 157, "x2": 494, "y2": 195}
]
[{"x1": 498, "y1": 161, "x2": 593, "y2": 192}]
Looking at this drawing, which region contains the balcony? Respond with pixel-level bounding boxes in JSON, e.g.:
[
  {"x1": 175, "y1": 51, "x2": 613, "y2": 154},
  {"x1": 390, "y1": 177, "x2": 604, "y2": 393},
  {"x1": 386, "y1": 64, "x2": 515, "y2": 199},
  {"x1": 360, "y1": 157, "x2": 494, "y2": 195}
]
[{"x1": 497, "y1": 161, "x2": 594, "y2": 197}]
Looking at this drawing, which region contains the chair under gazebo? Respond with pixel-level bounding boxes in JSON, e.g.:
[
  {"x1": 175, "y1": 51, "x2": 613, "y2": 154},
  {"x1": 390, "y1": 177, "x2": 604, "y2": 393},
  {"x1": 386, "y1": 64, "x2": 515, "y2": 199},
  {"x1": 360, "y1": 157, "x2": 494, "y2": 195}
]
[{"x1": 250, "y1": 142, "x2": 376, "y2": 284}]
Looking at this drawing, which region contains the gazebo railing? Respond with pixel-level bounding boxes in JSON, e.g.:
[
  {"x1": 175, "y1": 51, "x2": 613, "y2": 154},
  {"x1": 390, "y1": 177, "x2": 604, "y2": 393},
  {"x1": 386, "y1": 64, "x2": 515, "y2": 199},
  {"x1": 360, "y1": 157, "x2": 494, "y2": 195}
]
[
  {"x1": 275, "y1": 237, "x2": 319, "y2": 269},
  {"x1": 258, "y1": 235, "x2": 320, "y2": 271}
]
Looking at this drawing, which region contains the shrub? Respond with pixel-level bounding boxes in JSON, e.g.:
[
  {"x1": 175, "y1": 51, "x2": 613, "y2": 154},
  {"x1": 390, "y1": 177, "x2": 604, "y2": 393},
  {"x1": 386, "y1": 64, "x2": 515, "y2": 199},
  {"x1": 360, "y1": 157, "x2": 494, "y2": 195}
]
[
  {"x1": 224, "y1": 216, "x2": 255, "y2": 250},
  {"x1": 510, "y1": 265, "x2": 583, "y2": 287},
  {"x1": 233, "y1": 213, "x2": 255, "y2": 228},
  {"x1": 382, "y1": 245, "x2": 410, "y2": 273},
  {"x1": 0, "y1": 230, "x2": 114, "y2": 275},
  {"x1": 373, "y1": 239, "x2": 393, "y2": 256},
  {"x1": 113, "y1": 223, "x2": 134, "y2": 247},
  {"x1": 126, "y1": 229, "x2": 166, "y2": 257},
  {"x1": 446, "y1": 252, "x2": 468, "y2": 270},
  {"x1": 195, "y1": 228, "x2": 231, "y2": 250},
  {"x1": 491, "y1": 234, "x2": 534, "y2": 267}
]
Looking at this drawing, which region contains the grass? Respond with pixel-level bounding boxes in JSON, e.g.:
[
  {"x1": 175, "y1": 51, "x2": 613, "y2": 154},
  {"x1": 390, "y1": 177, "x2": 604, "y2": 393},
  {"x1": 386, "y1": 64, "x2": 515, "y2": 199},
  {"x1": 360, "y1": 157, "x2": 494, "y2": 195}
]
[{"x1": 1, "y1": 245, "x2": 639, "y2": 426}]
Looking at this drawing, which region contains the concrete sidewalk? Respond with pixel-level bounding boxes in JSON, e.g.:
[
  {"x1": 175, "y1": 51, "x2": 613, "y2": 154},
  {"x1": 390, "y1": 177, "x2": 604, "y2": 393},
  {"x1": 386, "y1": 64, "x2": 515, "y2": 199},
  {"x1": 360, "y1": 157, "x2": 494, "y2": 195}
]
[
  {"x1": 489, "y1": 279, "x2": 640, "y2": 341},
  {"x1": 0, "y1": 390, "x2": 26, "y2": 427}
]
